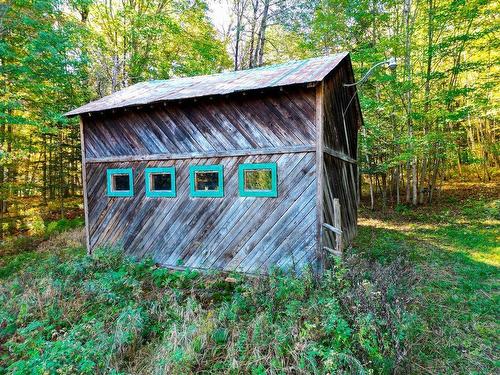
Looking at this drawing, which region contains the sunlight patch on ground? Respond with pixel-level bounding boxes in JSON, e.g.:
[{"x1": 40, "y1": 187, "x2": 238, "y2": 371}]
[{"x1": 358, "y1": 217, "x2": 437, "y2": 232}]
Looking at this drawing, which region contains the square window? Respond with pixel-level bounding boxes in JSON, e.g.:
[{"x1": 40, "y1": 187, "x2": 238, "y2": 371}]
[
  {"x1": 239, "y1": 163, "x2": 277, "y2": 197},
  {"x1": 113, "y1": 174, "x2": 130, "y2": 191},
  {"x1": 145, "y1": 167, "x2": 176, "y2": 198},
  {"x1": 107, "y1": 168, "x2": 134, "y2": 197},
  {"x1": 152, "y1": 173, "x2": 172, "y2": 191},
  {"x1": 190, "y1": 165, "x2": 224, "y2": 197},
  {"x1": 195, "y1": 171, "x2": 219, "y2": 191}
]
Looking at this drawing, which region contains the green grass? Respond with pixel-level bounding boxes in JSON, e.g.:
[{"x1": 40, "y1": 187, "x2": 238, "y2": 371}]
[
  {"x1": 355, "y1": 197, "x2": 499, "y2": 373},
  {"x1": 0, "y1": 246, "x2": 413, "y2": 374},
  {"x1": 0, "y1": 192, "x2": 498, "y2": 374}
]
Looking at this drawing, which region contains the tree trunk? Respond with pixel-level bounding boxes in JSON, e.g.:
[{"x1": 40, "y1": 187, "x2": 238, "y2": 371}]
[
  {"x1": 42, "y1": 134, "x2": 47, "y2": 205},
  {"x1": 254, "y1": 0, "x2": 270, "y2": 67},
  {"x1": 396, "y1": 164, "x2": 401, "y2": 204},
  {"x1": 404, "y1": 0, "x2": 417, "y2": 206},
  {"x1": 248, "y1": 0, "x2": 258, "y2": 68}
]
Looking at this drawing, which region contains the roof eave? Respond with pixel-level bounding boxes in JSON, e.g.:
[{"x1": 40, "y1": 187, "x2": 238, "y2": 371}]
[{"x1": 65, "y1": 80, "x2": 323, "y2": 118}]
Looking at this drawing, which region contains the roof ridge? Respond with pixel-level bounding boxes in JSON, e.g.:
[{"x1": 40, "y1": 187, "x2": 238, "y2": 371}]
[{"x1": 144, "y1": 54, "x2": 342, "y2": 84}]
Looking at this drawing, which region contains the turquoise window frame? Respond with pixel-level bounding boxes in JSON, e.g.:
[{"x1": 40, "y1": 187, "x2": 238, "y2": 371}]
[
  {"x1": 239, "y1": 162, "x2": 278, "y2": 197},
  {"x1": 145, "y1": 167, "x2": 176, "y2": 198},
  {"x1": 189, "y1": 164, "x2": 224, "y2": 198},
  {"x1": 107, "y1": 168, "x2": 134, "y2": 197}
]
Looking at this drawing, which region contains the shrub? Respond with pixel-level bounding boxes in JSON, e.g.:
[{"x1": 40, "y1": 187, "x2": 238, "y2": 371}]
[{"x1": 0, "y1": 248, "x2": 416, "y2": 374}]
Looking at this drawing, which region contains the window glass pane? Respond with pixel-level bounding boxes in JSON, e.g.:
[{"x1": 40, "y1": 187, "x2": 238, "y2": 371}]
[
  {"x1": 195, "y1": 171, "x2": 219, "y2": 191},
  {"x1": 151, "y1": 173, "x2": 172, "y2": 191},
  {"x1": 244, "y1": 169, "x2": 272, "y2": 191},
  {"x1": 113, "y1": 174, "x2": 130, "y2": 191}
]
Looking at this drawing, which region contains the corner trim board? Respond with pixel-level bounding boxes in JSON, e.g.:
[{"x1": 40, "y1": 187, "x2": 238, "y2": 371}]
[
  {"x1": 315, "y1": 82, "x2": 325, "y2": 274},
  {"x1": 79, "y1": 117, "x2": 91, "y2": 254}
]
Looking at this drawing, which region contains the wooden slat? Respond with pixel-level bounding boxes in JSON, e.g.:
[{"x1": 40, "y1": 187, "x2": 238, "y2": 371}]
[
  {"x1": 323, "y1": 146, "x2": 357, "y2": 164},
  {"x1": 85, "y1": 152, "x2": 318, "y2": 274},
  {"x1": 86, "y1": 145, "x2": 315, "y2": 163},
  {"x1": 79, "y1": 118, "x2": 91, "y2": 253},
  {"x1": 83, "y1": 89, "x2": 317, "y2": 160},
  {"x1": 315, "y1": 82, "x2": 325, "y2": 274}
]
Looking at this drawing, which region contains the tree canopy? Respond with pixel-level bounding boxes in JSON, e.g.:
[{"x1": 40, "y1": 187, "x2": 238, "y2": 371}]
[{"x1": 0, "y1": 0, "x2": 498, "y2": 236}]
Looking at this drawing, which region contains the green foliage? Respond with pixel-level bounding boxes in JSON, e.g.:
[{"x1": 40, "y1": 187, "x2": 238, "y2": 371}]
[
  {"x1": 304, "y1": 0, "x2": 499, "y2": 205},
  {"x1": 0, "y1": 0, "x2": 231, "y2": 237},
  {"x1": 0, "y1": 246, "x2": 415, "y2": 374},
  {"x1": 355, "y1": 194, "x2": 499, "y2": 373},
  {"x1": 45, "y1": 217, "x2": 84, "y2": 236},
  {"x1": 0, "y1": 191, "x2": 497, "y2": 373}
]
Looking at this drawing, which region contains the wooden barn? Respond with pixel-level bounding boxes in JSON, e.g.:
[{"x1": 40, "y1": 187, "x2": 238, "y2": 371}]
[{"x1": 66, "y1": 53, "x2": 362, "y2": 274}]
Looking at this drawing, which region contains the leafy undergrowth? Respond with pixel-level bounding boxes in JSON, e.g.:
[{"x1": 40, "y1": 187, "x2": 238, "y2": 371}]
[
  {"x1": 0, "y1": 217, "x2": 84, "y2": 258},
  {"x1": 0, "y1": 184, "x2": 497, "y2": 374},
  {"x1": 356, "y1": 190, "x2": 499, "y2": 374},
  {"x1": 0, "y1": 242, "x2": 415, "y2": 374}
]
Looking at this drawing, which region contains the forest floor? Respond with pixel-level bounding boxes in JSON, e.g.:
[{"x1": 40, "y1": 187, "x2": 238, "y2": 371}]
[
  {"x1": 356, "y1": 181, "x2": 499, "y2": 373},
  {"x1": 0, "y1": 181, "x2": 498, "y2": 374}
]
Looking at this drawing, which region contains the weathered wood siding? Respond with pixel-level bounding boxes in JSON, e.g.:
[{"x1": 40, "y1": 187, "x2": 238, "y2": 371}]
[
  {"x1": 86, "y1": 153, "x2": 317, "y2": 273},
  {"x1": 82, "y1": 87, "x2": 319, "y2": 274},
  {"x1": 83, "y1": 87, "x2": 316, "y2": 159},
  {"x1": 321, "y1": 57, "x2": 360, "y2": 250}
]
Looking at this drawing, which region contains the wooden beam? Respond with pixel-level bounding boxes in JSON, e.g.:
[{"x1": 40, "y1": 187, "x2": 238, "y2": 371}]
[
  {"x1": 323, "y1": 246, "x2": 342, "y2": 257},
  {"x1": 323, "y1": 146, "x2": 357, "y2": 164},
  {"x1": 333, "y1": 198, "x2": 343, "y2": 253},
  {"x1": 79, "y1": 116, "x2": 91, "y2": 255},
  {"x1": 322, "y1": 223, "x2": 342, "y2": 235},
  {"x1": 315, "y1": 82, "x2": 324, "y2": 275},
  {"x1": 86, "y1": 145, "x2": 315, "y2": 164}
]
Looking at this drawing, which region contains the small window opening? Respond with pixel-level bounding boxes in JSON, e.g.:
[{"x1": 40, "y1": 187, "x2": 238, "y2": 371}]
[
  {"x1": 244, "y1": 169, "x2": 273, "y2": 191},
  {"x1": 151, "y1": 173, "x2": 172, "y2": 191},
  {"x1": 113, "y1": 174, "x2": 131, "y2": 191},
  {"x1": 239, "y1": 163, "x2": 277, "y2": 197},
  {"x1": 145, "y1": 167, "x2": 176, "y2": 198},
  {"x1": 195, "y1": 171, "x2": 220, "y2": 191},
  {"x1": 107, "y1": 168, "x2": 134, "y2": 197},
  {"x1": 189, "y1": 165, "x2": 224, "y2": 197}
]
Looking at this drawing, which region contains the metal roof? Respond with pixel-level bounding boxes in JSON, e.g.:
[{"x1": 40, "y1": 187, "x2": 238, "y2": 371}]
[{"x1": 66, "y1": 53, "x2": 348, "y2": 116}]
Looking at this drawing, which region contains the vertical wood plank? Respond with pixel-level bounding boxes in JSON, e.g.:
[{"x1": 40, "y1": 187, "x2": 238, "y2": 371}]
[
  {"x1": 315, "y1": 82, "x2": 325, "y2": 274},
  {"x1": 79, "y1": 116, "x2": 91, "y2": 254},
  {"x1": 333, "y1": 198, "x2": 343, "y2": 253}
]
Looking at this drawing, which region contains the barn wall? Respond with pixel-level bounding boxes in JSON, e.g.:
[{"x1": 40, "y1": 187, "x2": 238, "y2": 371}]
[
  {"x1": 83, "y1": 87, "x2": 316, "y2": 159},
  {"x1": 86, "y1": 152, "x2": 318, "y2": 274},
  {"x1": 322, "y1": 57, "x2": 360, "y2": 159},
  {"x1": 321, "y1": 57, "x2": 360, "y2": 248}
]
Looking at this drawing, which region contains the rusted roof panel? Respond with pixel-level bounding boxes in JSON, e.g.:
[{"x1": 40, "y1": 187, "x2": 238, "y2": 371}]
[{"x1": 66, "y1": 53, "x2": 348, "y2": 116}]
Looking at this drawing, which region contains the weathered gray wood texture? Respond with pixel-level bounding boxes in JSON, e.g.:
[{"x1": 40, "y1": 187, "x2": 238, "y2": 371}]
[
  {"x1": 86, "y1": 153, "x2": 317, "y2": 273},
  {"x1": 83, "y1": 87, "x2": 316, "y2": 159},
  {"x1": 321, "y1": 56, "x2": 360, "y2": 252},
  {"x1": 83, "y1": 88, "x2": 320, "y2": 274},
  {"x1": 80, "y1": 56, "x2": 360, "y2": 274}
]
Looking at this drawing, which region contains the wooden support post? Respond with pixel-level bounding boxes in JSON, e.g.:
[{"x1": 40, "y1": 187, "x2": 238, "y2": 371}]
[
  {"x1": 79, "y1": 117, "x2": 91, "y2": 254},
  {"x1": 333, "y1": 198, "x2": 343, "y2": 253},
  {"x1": 315, "y1": 82, "x2": 325, "y2": 274}
]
